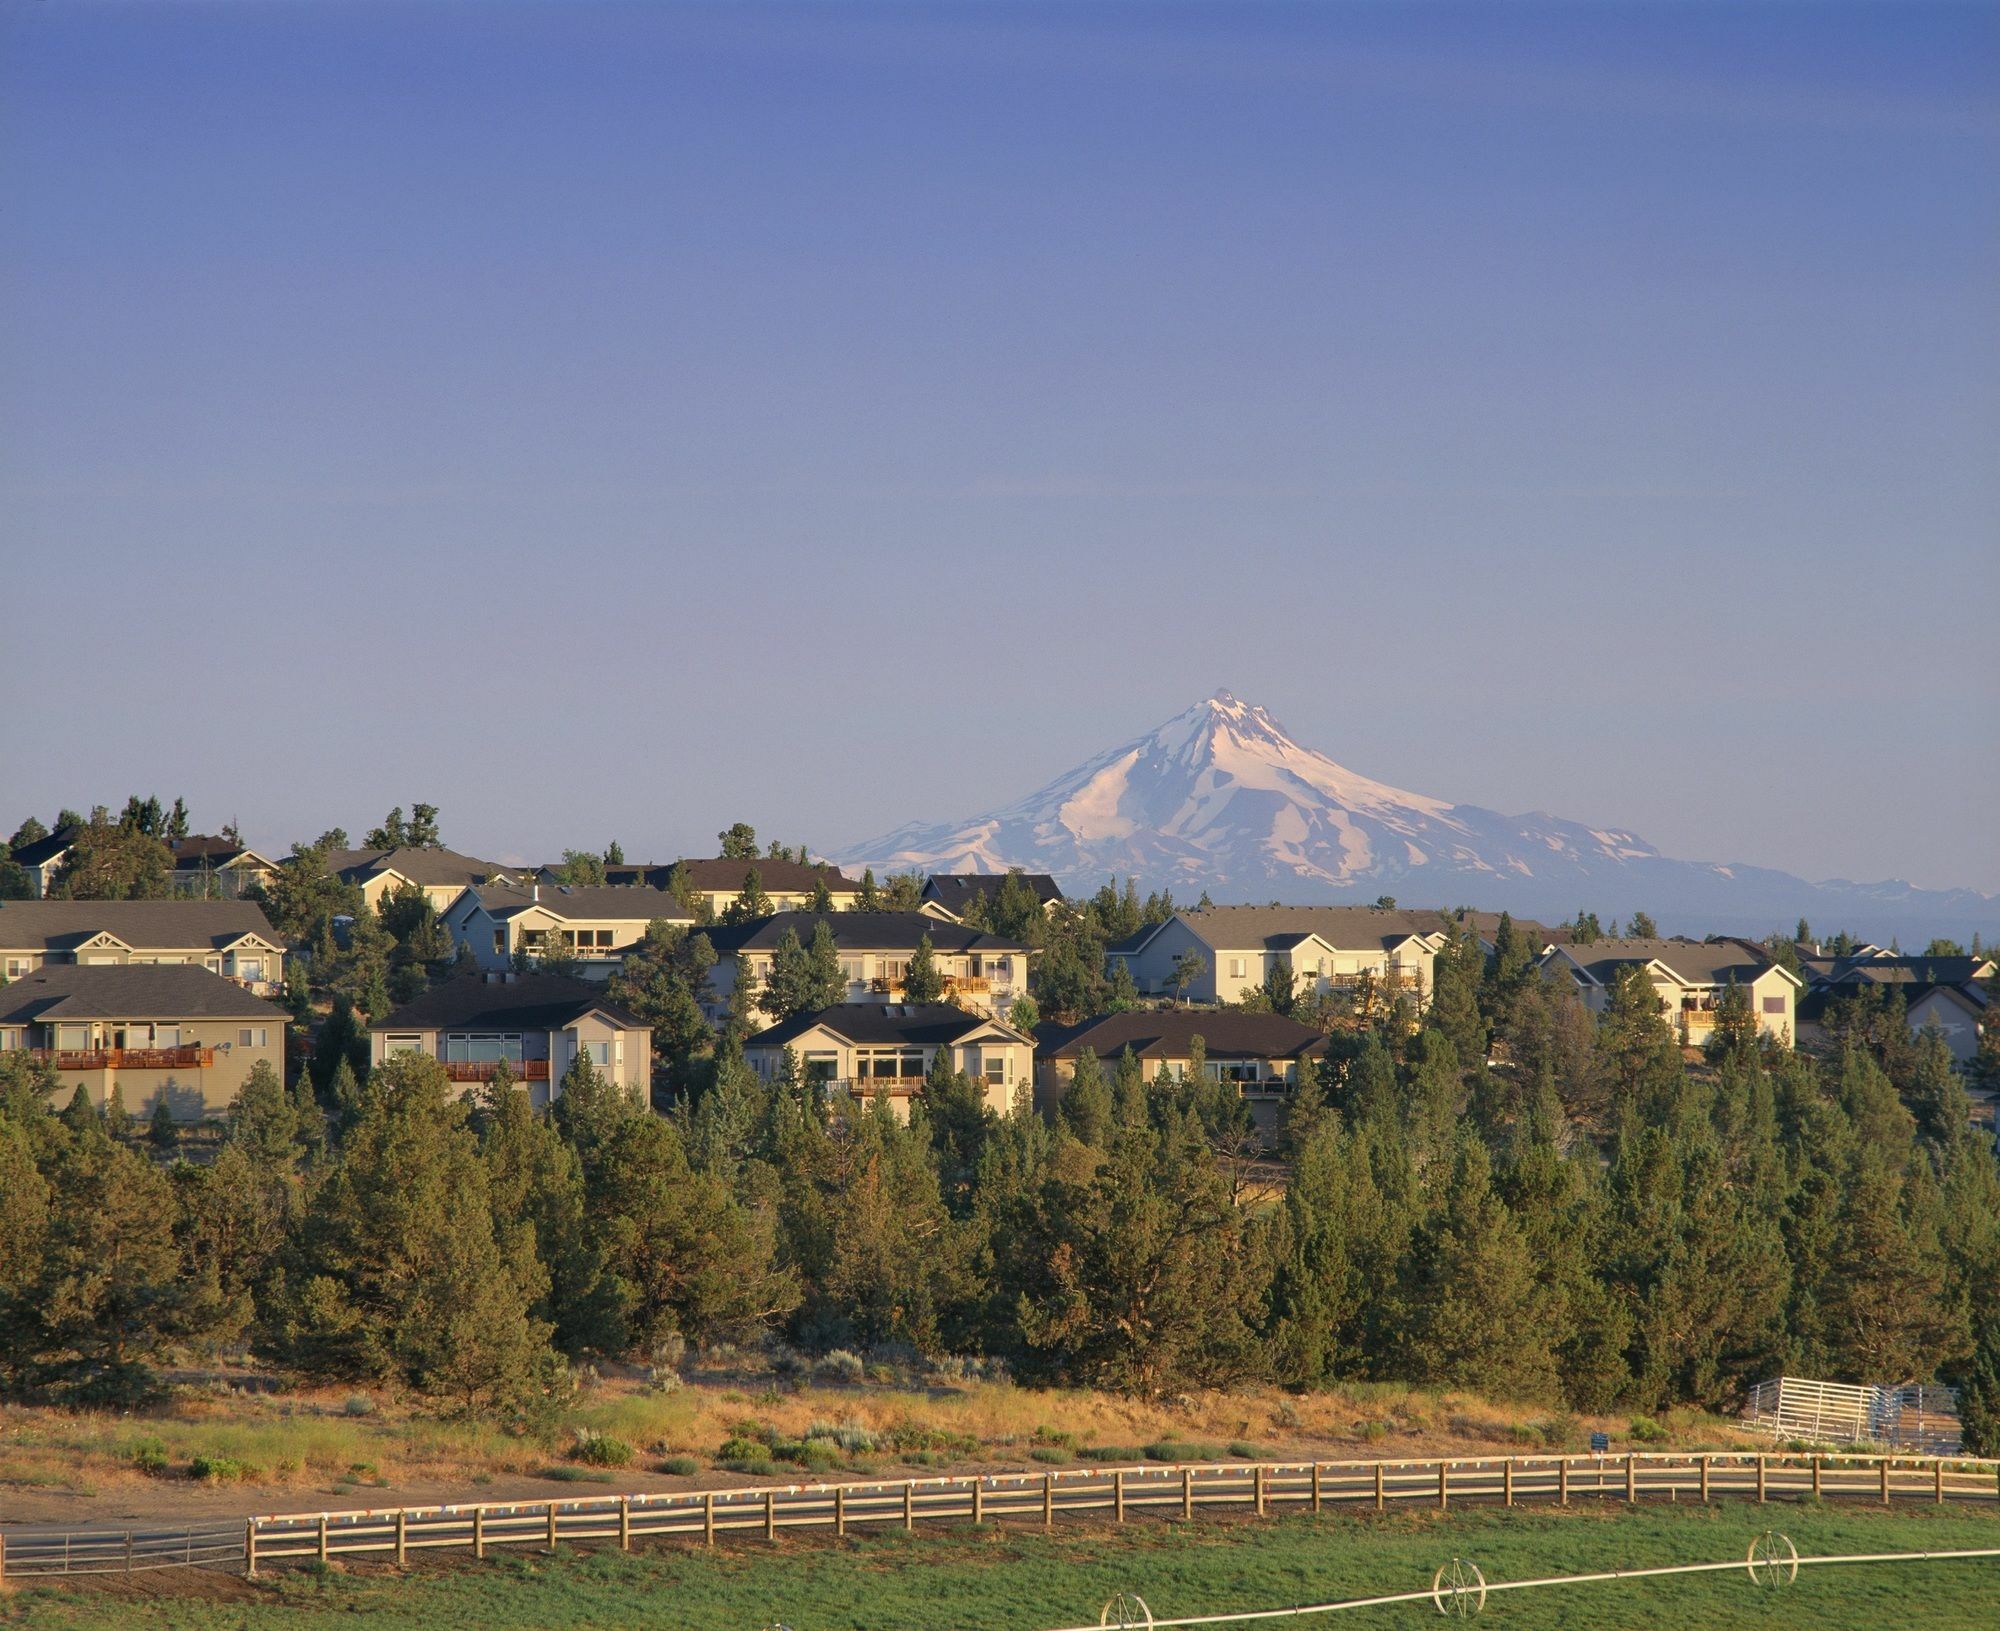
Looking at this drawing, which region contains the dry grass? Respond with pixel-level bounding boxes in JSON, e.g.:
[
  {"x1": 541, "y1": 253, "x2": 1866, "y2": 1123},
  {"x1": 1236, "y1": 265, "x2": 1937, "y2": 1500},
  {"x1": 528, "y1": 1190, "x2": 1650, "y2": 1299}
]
[{"x1": 0, "y1": 1360, "x2": 1769, "y2": 1516}]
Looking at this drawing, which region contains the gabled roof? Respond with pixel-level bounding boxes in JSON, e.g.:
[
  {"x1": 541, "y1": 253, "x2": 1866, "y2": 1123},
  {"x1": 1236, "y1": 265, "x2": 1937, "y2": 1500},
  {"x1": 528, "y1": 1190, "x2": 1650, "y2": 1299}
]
[
  {"x1": 669, "y1": 858, "x2": 857, "y2": 893},
  {"x1": 1550, "y1": 936, "x2": 1797, "y2": 989},
  {"x1": 746, "y1": 1002, "x2": 1023, "y2": 1050},
  {"x1": 921, "y1": 874, "x2": 1065, "y2": 914},
  {"x1": 0, "y1": 964, "x2": 288, "y2": 1024},
  {"x1": 0, "y1": 899, "x2": 284, "y2": 953},
  {"x1": 705, "y1": 911, "x2": 1027, "y2": 955},
  {"x1": 1817, "y1": 954, "x2": 1996, "y2": 990},
  {"x1": 1139, "y1": 906, "x2": 1447, "y2": 957},
  {"x1": 371, "y1": 972, "x2": 646, "y2": 1033},
  {"x1": 323, "y1": 847, "x2": 514, "y2": 889},
  {"x1": 466, "y1": 882, "x2": 695, "y2": 924},
  {"x1": 170, "y1": 836, "x2": 276, "y2": 871},
  {"x1": 1035, "y1": 1008, "x2": 1329, "y2": 1062},
  {"x1": 9, "y1": 825, "x2": 82, "y2": 868}
]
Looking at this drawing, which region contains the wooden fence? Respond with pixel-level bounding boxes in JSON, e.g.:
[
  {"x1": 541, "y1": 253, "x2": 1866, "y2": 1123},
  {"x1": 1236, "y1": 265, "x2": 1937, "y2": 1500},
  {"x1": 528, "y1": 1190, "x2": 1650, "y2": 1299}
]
[
  {"x1": 6, "y1": 1451, "x2": 1997, "y2": 1584},
  {"x1": 1741, "y1": 1376, "x2": 1963, "y2": 1453}
]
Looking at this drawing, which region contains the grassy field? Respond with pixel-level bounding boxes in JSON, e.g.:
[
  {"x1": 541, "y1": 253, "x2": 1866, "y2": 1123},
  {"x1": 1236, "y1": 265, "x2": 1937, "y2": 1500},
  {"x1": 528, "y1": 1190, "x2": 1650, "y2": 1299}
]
[
  {"x1": 0, "y1": 1367, "x2": 1771, "y2": 1519},
  {"x1": 5, "y1": 1501, "x2": 1996, "y2": 1631}
]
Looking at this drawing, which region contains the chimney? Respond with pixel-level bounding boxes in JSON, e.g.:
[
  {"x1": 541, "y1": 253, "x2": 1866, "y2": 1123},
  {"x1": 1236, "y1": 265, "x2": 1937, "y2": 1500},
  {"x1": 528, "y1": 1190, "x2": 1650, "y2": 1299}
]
[{"x1": 532, "y1": 882, "x2": 539, "y2": 903}]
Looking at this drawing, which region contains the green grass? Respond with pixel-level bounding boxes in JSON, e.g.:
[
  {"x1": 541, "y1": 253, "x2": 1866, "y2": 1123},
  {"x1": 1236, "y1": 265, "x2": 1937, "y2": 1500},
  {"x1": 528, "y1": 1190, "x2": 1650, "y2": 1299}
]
[{"x1": 6, "y1": 1502, "x2": 1996, "y2": 1630}]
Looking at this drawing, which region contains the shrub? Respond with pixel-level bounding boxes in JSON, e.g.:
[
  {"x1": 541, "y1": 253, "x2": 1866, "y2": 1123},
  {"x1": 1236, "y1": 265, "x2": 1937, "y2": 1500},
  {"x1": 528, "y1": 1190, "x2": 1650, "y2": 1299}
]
[
  {"x1": 1144, "y1": 1439, "x2": 1221, "y2": 1462},
  {"x1": 1509, "y1": 1423, "x2": 1543, "y2": 1447},
  {"x1": 1078, "y1": 1445, "x2": 1141, "y2": 1463},
  {"x1": 1359, "y1": 1420, "x2": 1390, "y2": 1444},
  {"x1": 128, "y1": 1438, "x2": 170, "y2": 1476},
  {"x1": 340, "y1": 1394, "x2": 375, "y2": 1417},
  {"x1": 1029, "y1": 1446, "x2": 1071, "y2": 1464},
  {"x1": 1031, "y1": 1426, "x2": 1077, "y2": 1449},
  {"x1": 658, "y1": 1455, "x2": 700, "y2": 1477},
  {"x1": 718, "y1": 1435, "x2": 765, "y2": 1462},
  {"x1": 189, "y1": 1455, "x2": 250, "y2": 1484},
  {"x1": 571, "y1": 1429, "x2": 635, "y2": 1468},
  {"x1": 1628, "y1": 1417, "x2": 1668, "y2": 1444},
  {"x1": 539, "y1": 1465, "x2": 614, "y2": 1484},
  {"x1": 722, "y1": 1457, "x2": 780, "y2": 1478},
  {"x1": 1227, "y1": 1441, "x2": 1261, "y2": 1460},
  {"x1": 814, "y1": 1349, "x2": 865, "y2": 1382}
]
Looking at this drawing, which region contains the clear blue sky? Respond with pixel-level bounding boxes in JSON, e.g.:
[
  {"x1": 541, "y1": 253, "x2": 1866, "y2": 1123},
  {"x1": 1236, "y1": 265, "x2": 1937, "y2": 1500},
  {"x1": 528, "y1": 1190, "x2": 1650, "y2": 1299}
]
[{"x1": 4, "y1": 3, "x2": 1994, "y2": 890}]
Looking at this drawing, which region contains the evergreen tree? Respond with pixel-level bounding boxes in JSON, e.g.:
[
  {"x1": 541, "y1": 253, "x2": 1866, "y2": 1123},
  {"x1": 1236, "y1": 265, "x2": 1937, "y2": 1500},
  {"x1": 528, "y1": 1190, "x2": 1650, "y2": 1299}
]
[
  {"x1": 902, "y1": 933, "x2": 946, "y2": 1003},
  {"x1": 718, "y1": 822, "x2": 759, "y2": 860},
  {"x1": 1057, "y1": 1048, "x2": 1113, "y2": 1147},
  {"x1": 722, "y1": 868, "x2": 773, "y2": 924}
]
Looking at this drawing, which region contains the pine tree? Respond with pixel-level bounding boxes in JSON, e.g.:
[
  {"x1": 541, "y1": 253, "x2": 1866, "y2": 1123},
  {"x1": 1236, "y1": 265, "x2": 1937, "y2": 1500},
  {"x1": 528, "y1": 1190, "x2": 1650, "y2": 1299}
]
[
  {"x1": 722, "y1": 868, "x2": 773, "y2": 924},
  {"x1": 1057, "y1": 1048, "x2": 1113, "y2": 1147},
  {"x1": 902, "y1": 933, "x2": 946, "y2": 1003},
  {"x1": 718, "y1": 823, "x2": 759, "y2": 860},
  {"x1": 761, "y1": 927, "x2": 814, "y2": 1020}
]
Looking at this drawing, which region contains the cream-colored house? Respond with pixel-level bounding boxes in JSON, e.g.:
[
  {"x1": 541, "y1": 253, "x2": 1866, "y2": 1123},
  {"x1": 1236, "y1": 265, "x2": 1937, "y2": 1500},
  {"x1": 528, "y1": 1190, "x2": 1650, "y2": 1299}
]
[
  {"x1": 705, "y1": 911, "x2": 1031, "y2": 1021},
  {"x1": 370, "y1": 971, "x2": 653, "y2": 1109},
  {"x1": 1108, "y1": 906, "x2": 1447, "y2": 1008},
  {"x1": 545, "y1": 857, "x2": 861, "y2": 915},
  {"x1": 1540, "y1": 937, "x2": 1801, "y2": 1048},
  {"x1": 1796, "y1": 952, "x2": 1994, "y2": 1065},
  {"x1": 743, "y1": 1002, "x2": 1032, "y2": 1119},
  {"x1": 444, "y1": 882, "x2": 695, "y2": 978},
  {"x1": 0, "y1": 964, "x2": 288, "y2": 1121},
  {"x1": 8, "y1": 825, "x2": 81, "y2": 897},
  {"x1": 323, "y1": 846, "x2": 519, "y2": 914},
  {"x1": 1032, "y1": 1008, "x2": 1328, "y2": 1136},
  {"x1": 0, "y1": 899, "x2": 288, "y2": 995},
  {"x1": 920, "y1": 873, "x2": 1066, "y2": 921},
  {"x1": 169, "y1": 836, "x2": 281, "y2": 899}
]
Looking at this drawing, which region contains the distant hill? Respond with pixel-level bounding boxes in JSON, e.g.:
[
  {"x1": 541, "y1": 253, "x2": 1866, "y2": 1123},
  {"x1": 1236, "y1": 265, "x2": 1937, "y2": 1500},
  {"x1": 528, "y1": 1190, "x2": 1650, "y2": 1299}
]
[{"x1": 843, "y1": 691, "x2": 1995, "y2": 943}]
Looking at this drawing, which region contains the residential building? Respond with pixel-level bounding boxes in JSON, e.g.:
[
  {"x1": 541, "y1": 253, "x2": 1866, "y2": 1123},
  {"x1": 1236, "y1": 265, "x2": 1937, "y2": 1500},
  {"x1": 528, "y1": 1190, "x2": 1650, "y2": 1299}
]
[
  {"x1": 0, "y1": 899, "x2": 288, "y2": 994},
  {"x1": 443, "y1": 882, "x2": 695, "y2": 977},
  {"x1": 169, "y1": 835, "x2": 281, "y2": 898},
  {"x1": 1108, "y1": 906, "x2": 1448, "y2": 1007},
  {"x1": 370, "y1": 971, "x2": 652, "y2": 1108},
  {"x1": 704, "y1": 911, "x2": 1030, "y2": 1020},
  {"x1": 322, "y1": 846, "x2": 520, "y2": 913},
  {"x1": 1796, "y1": 952, "x2": 1995, "y2": 1065},
  {"x1": 8, "y1": 825, "x2": 82, "y2": 897},
  {"x1": 539, "y1": 857, "x2": 861, "y2": 914},
  {"x1": 1032, "y1": 1009, "x2": 1328, "y2": 1135},
  {"x1": 1540, "y1": 937, "x2": 1801, "y2": 1048},
  {"x1": 743, "y1": 1002, "x2": 1032, "y2": 1119},
  {"x1": 920, "y1": 872, "x2": 1066, "y2": 920},
  {"x1": 0, "y1": 964, "x2": 287, "y2": 1121}
]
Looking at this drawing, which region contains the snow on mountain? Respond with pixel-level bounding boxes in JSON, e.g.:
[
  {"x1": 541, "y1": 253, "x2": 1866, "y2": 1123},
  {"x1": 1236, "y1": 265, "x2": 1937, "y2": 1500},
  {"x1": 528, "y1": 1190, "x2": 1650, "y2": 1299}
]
[{"x1": 842, "y1": 692, "x2": 1997, "y2": 941}]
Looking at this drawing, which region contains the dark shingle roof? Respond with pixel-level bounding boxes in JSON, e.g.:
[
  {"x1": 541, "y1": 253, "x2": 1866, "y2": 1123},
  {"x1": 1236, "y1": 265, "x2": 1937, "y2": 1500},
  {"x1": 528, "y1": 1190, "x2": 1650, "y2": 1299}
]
[
  {"x1": 705, "y1": 911, "x2": 1026, "y2": 955},
  {"x1": 170, "y1": 836, "x2": 270, "y2": 870},
  {"x1": 0, "y1": 964, "x2": 288, "y2": 1024},
  {"x1": 323, "y1": 847, "x2": 514, "y2": 889},
  {"x1": 0, "y1": 899, "x2": 282, "y2": 952},
  {"x1": 922, "y1": 874, "x2": 1064, "y2": 914},
  {"x1": 1168, "y1": 906, "x2": 1446, "y2": 954},
  {"x1": 9, "y1": 825, "x2": 82, "y2": 868},
  {"x1": 1553, "y1": 937, "x2": 1786, "y2": 987},
  {"x1": 371, "y1": 973, "x2": 645, "y2": 1033},
  {"x1": 1819, "y1": 955, "x2": 1994, "y2": 989},
  {"x1": 1034, "y1": 1009, "x2": 1328, "y2": 1062},
  {"x1": 746, "y1": 1002, "x2": 1014, "y2": 1050},
  {"x1": 672, "y1": 858, "x2": 856, "y2": 893}
]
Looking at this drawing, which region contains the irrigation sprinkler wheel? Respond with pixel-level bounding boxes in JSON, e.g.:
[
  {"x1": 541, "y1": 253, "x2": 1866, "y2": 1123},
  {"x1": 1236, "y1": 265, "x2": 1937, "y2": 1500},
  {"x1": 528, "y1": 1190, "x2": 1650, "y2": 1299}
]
[
  {"x1": 1431, "y1": 1557, "x2": 1487, "y2": 1617},
  {"x1": 1098, "y1": 1592, "x2": 1154, "y2": 1631},
  {"x1": 1745, "y1": 1531, "x2": 1800, "y2": 1588}
]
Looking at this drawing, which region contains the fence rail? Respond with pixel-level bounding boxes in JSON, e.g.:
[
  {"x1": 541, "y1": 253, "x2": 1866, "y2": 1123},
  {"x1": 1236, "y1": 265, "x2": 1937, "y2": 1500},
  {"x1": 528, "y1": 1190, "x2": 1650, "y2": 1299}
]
[
  {"x1": 6, "y1": 1450, "x2": 1997, "y2": 1584},
  {"x1": 1742, "y1": 1376, "x2": 1963, "y2": 1452}
]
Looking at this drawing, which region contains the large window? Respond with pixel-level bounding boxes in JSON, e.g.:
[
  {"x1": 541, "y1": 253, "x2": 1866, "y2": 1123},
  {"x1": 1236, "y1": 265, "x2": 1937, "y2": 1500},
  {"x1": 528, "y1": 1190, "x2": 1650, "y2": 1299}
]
[
  {"x1": 445, "y1": 1033, "x2": 525, "y2": 1064},
  {"x1": 239, "y1": 1028, "x2": 269, "y2": 1048}
]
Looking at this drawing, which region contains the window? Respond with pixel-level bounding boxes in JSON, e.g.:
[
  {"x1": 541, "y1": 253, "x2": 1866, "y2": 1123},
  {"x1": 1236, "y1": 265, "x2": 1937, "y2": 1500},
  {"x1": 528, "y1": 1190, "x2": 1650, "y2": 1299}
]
[
  {"x1": 589, "y1": 1042, "x2": 611, "y2": 1066},
  {"x1": 1762, "y1": 996, "x2": 1786, "y2": 1015},
  {"x1": 593, "y1": 930, "x2": 614, "y2": 949},
  {"x1": 3, "y1": 958, "x2": 29, "y2": 980},
  {"x1": 493, "y1": 929, "x2": 506, "y2": 955},
  {"x1": 236, "y1": 958, "x2": 264, "y2": 980},
  {"x1": 984, "y1": 1057, "x2": 1007, "y2": 1084},
  {"x1": 446, "y1": 1033, "x2": 524, "y2": 1064},
  {"x1": 1228, "y1": 958, "x2": 1245, "y2": 979},
  {"x1": 239, "y1": 1027, "x2": 269, "y2": 1048},
  {"x1": 383, "y1": 1034, "x2": 424, "y2": 1056}
]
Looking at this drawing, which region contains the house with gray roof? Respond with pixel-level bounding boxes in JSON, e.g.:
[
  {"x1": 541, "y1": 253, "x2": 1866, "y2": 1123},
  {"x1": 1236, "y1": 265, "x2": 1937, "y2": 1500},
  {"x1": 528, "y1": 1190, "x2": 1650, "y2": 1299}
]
[
  {"x1": 1540, "y1": 936, "x2": 1801, "y2": 1048},
  {"x1": 169, "y1": 835, "x2": 281, "y2": 899},
  {"x1": 0, "y1": 899, "x2": 288, "y2": 994},
  {"x1": 743, "y1": 1002, "x2": 1032, "y2": 1119},
  {"x1": 538, "y1": 857, "x2": 860, "y2": 915},
  {"x1": 443, "y1": 881, "x2": 695, "y2": 979},
  {"x1": 0, "y1": 963, "x2": 288, "y2": 1120},
  {"x1": 920, "y1": 872, "x2": 1065, "y2": 921},
  {"x1": 1108, "y1": 905, "x2": 1448, "y2": 1009},
  {"x1": 8, "y1": 824, "x2": 82, "y2": 897},
  {"x1": 321, "y1": 846, "x2": 521, "y2": 913},
  {"x1": 704, "y1": 911, "x2": 1030, "y2": 1021},
  {"x1": 1795, "y1": 952, "x2": 1995, "y2": 1065}
]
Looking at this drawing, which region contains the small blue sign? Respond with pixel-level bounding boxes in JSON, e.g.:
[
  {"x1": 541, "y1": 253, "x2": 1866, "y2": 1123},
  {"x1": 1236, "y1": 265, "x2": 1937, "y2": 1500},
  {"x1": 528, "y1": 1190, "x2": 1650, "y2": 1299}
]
[{"x1": 1589, "y1": 1431, "x2": 1610, "y2": 1453}]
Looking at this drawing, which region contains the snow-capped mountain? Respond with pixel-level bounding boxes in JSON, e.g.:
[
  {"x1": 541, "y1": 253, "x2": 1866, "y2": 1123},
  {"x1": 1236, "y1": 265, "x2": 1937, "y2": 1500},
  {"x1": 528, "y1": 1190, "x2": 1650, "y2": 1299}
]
[{"x1": 843, "y1": 692, "x2": 1996, "y2": 941}]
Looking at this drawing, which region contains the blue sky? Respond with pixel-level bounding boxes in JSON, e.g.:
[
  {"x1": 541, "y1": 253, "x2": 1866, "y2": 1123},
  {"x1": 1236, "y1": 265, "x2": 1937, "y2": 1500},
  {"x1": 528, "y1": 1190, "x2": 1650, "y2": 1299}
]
[{"x1": 3, "y1": 3, "x2": 1994, "y2": 890}]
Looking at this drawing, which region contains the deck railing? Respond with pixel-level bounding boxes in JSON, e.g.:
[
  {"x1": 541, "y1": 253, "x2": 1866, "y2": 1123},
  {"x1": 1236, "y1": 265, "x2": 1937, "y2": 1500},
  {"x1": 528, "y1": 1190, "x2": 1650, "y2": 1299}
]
[{"x1": 30, "y1": 1046, "x2": 214, "y2": 1071}]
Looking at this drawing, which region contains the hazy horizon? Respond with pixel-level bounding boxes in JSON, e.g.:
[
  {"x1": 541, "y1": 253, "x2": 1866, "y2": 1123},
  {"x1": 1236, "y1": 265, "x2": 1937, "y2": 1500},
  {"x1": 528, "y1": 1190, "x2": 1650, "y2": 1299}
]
[{"x1": 4, "y1": 3, "x2": 1994, "y2": 893}]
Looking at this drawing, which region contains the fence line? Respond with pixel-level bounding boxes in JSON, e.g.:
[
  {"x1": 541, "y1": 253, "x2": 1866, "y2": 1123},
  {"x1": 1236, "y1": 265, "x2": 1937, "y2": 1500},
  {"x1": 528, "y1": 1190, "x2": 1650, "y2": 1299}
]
[
  {"x1": 1741, "y1": 1376, "x2": 1963, "y2": 1452},
  {"x1": 6, "y1": 1450, "x2": 1997, "y2": 1584}
]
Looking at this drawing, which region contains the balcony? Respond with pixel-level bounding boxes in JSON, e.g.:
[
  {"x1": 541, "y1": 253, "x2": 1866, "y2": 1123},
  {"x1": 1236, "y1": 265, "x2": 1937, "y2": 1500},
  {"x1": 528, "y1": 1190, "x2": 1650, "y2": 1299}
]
[
  {"x1": 33, "y1": 1046, "x2": 214, "y2": 1071},
  {"x1": 944, "y1": 975, "x2": 990, "y2": 994},
  {"x1": 442, "y1": 1059, "x2": 551, "y2": 1082}
]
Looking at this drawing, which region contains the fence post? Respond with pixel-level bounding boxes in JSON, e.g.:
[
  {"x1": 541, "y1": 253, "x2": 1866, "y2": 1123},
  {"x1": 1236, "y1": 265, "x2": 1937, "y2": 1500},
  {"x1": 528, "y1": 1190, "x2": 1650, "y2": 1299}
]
[
  {"x1": 1115, "y1": 1468, "x2": 1127, "y2": 1523},
  {"x1": 904, "y1": 1480, "x2": 915, "y2": 1533},
  {"x1": 1312, "y1": 1462, "x2": 1323, "y2": 1513},
  {"x1": 835, "y1": 1485, "x2": 847, "y2": 1537},
  {"x1": 1625, "y1": 1455, "x2": 1636, "y2": 1504},
  {"x1": 1881, "y1": 1459, "x2": 1891, "y2": 1506},
  {"x1": 1043, "y1": 1472, "x2": 1054, "y2": 1529},
  {"x1": 1558, "y1": 1460, "x2": 1568, "y2": 1506},
  {"x1": 703, "y1": 1491, "x2": 715, "y2": 1547},
  {"x1": 618, "y1": 1496, "x2": 630, "y2": 1552},
  {"x1": 474, "y1": 1507, "x2": 486, "y2": 1560},
  {"x1": 764, "y1": 1489, "x2": 775, "y2": 1541},
  {"x1": 973, "y1": 1477, "x2": 984, "y2": 1526},
  {"x1": 1757, "y1": 1458, "x2": 1767, "y2": 1504},
  {"x1": 547, "y1": 1502, "x2": 558, "y2": 1554},
  {"x1": 1700, "y1": 1455, "x2": 1710, "y2": 1504},
  {"x1": 1503, "y1": 1461, "x2": 1513, "y2": 1508},
  {"x1": 244, "y1": 1520, "x2": 256, "y2": 1579},
  {"x1": 1183, "y1": 1466, "x2": 1195, "y2": 1520},
  {"x1": 318, "y1": 1515, "x2": 330, "y2": 1565},
  {"x1": 396, "y1": 1509, "x2": 408, "y2": 1567},
  {"x1": 129, "y1": 1532, "x2": 137, "y2": 1571},
  {"x1": 1812, "y1": 1456, "x2": 1821, "y2": 1499},
  {"x1": 1375, "y1": 1463, "x2": 1385, "y2": 1511},
  {"x1": 1255, "y1": 1464, "x2": 1267, "y2": 1517}
]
